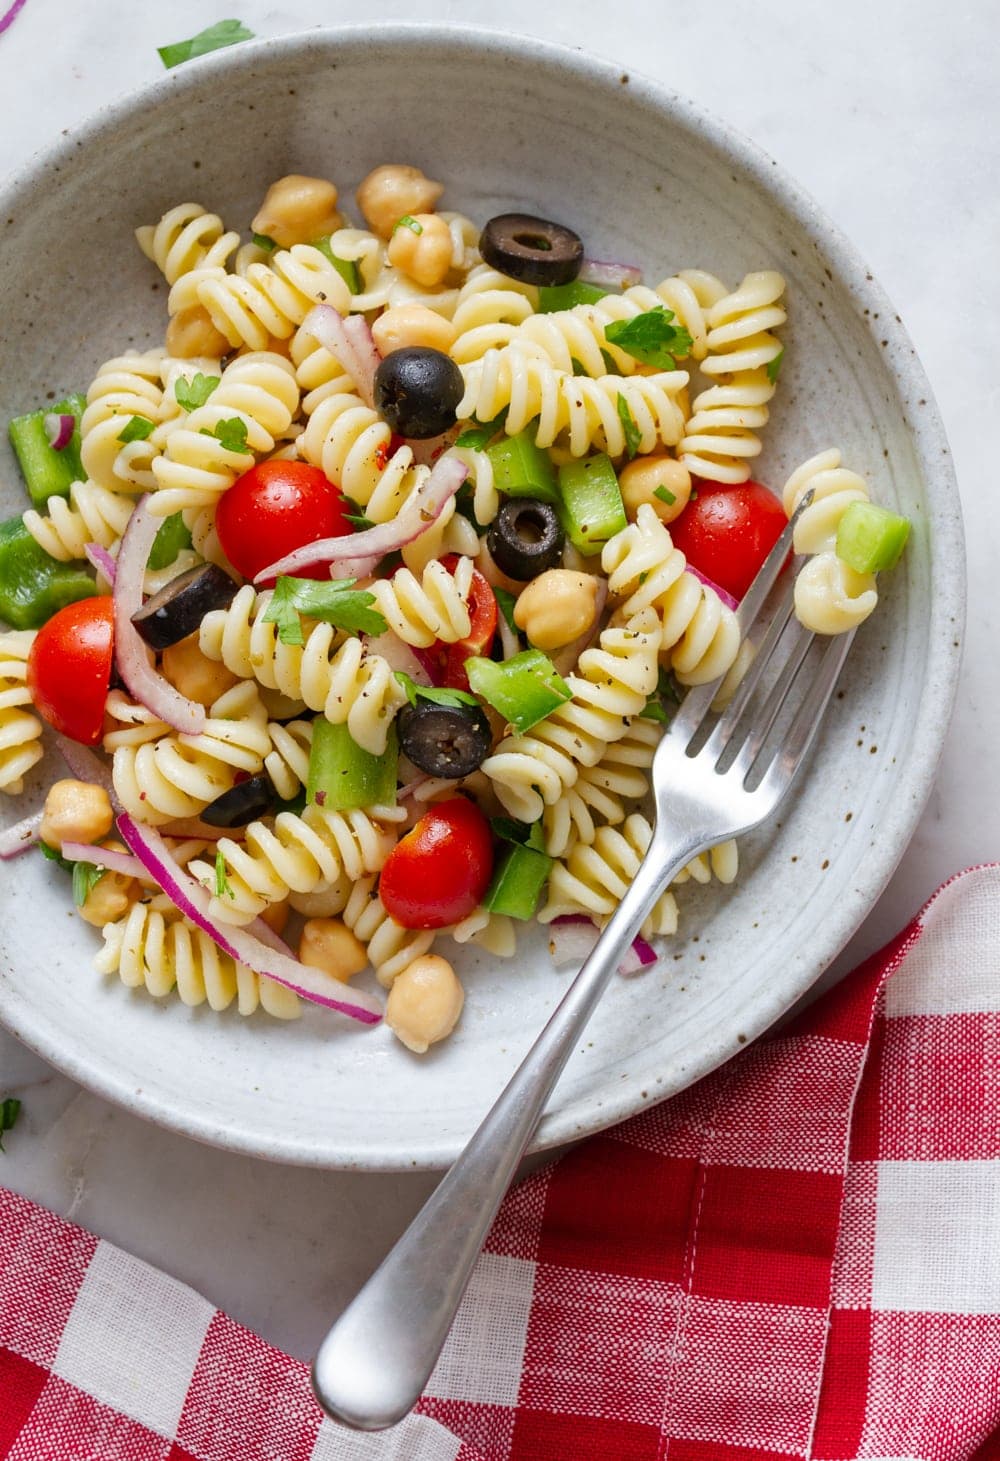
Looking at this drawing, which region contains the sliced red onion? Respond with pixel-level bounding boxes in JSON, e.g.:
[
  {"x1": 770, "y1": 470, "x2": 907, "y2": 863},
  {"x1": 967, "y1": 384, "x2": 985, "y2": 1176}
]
[
  {"x1": 686, "y1": 563, "x2": 739, "y2": 611},
  {"x1": 44, "y1": 412, "x2": 75, "y2": 451},
  {"x1": 301, "y1": 304, "x2": 375, "y2": 407},
  {"x1": 548, "y1": 914, "x2": 658, "y2": 976},
  {"x1": 113, "y1": 496, "x2": 206, "y2": 735},
  {"x1": 409, "y1": 645, "x2": 445, "y2": 686},
  {"x1": 551, "y1": 579, "x2": 607, "y2": 677},
  {"x1": 0, "y1": 810, "x2": 42, "y2": 859},
  {"x1": 56, "y1": 734, "x2": 117, "y2": 801},
  {"x1": 578, "y1": 258, "x2": 643, "y2": 290},
  {"x1": 255, "y1": 455, "x2": 468, "y2": 583},
  {"x1": 116, "y1": 814, "x2": 382, "y2": 1025},
  {"x1": 60, "y1": 840, "x2": 144, "y2": 879},
  {"x1": 84, "y1": 542, "x2": 117, "y2": 583},
  {"x1": 363, "y1": 631, "x2": 433, "y2": 686},
  {"x1": 342, "y1": 313, "x2": 381, "y2": 409}
]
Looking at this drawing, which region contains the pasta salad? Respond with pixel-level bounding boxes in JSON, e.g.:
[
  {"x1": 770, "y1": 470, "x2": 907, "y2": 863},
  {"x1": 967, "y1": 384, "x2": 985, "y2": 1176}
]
[{"x1": 0, "y1": 164, "x2": 909, "y2": 1054}]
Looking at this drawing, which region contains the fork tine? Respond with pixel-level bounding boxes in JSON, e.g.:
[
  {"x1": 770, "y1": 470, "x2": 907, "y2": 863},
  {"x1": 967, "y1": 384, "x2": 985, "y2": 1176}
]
[
  {"x1": 724, "y1": 619, "x2": 815, "y2": 781},
  {"x1": 702, "y1": 576, "x2": 798, "y2": 760},
  {"x1": 754, "y1": 629, "x2": 855, "y2": 801}
]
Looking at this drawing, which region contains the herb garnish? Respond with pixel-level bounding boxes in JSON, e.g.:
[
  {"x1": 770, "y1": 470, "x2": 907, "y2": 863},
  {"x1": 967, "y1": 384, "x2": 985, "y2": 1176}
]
[
  {"x1": 653, "y1": 484, "x2": 677, "y2": 506},
  {"x1": 201, "y1": 417, "x2": 250, "y2": 454},
  {"x1": 394, "y1": 671, "x2": 479, "y2": 711},
  {"x1": 604, "y1": 306, "x2": 693, "y2": 368},
  {"x1": 117, "y1": 416, "x2": 155, "y2": 444},
  {"x1": 616, "y1": 393, "x2": 642, "y2": 460},
  {"x1": 766, "y1": 347, "x2": 785, "y2": 384},
  {"x1": 490, "y1": 816, "x2": 547, "y2": 853},
  {"x1": 214, "y1": 848, "x2": 234, "y2": 899},
  {"x1": 493, "y1": 585, "x2": 518, "y2": 634},
  {"x1": 174, "y1": 373, "x2": 220, "y2": 411},
  {"x1": 158, "y1": 19, "x2": 256, "y2": 70},
  {"x1": 72, "y1": 861, "x2": 106, "y2": 908},
  {"x1": 252, "y1": 232, "x2": 276, "y2": 251},
  {"x1": 395, "y1": 215, "x2": 424, "y2": 234},
  {"x1": 262, "y1": 576, "x2": 387, "y2": 646}
]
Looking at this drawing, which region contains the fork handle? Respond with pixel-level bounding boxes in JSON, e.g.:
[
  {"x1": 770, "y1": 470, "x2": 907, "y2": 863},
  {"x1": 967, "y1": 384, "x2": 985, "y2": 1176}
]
[{"x1": 312, "y1": 821, "x2": 705, "y2": 1431}]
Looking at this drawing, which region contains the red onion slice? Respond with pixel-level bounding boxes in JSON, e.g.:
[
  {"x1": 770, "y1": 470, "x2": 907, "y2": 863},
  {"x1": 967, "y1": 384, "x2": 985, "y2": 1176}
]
[
  {"x1": 116, "y1": 814, "x2": 382, "y2": 1024},
  {"x1": 686, "y1": 563, "x2": 739, "y2": 611},
  {"x1": 255, "y1": 455, "x2": 468, "y2": 583},
  {"x1": 44, "y1": 412, "x2": 75, "y2": 451},
  {"x1": 113, "y1": 496, "x2": 206, "y2": 735},
  {"x1": 301, "y1": 304, "x2": 375, "y2": 406},
  {"x1": 56, "y1": 734, "x2": 118, "y2": 802},
  {"x1": 548, "y1": 914, "x2": 659, "y2": 976},
  {"x1": 60, "y1": 840, "x2": 144, "y2": 879},
  {"x1": 342, "y1": 313, "x2": 381, "y2": 409},
  {"x1": 364, "y1": 631, "x2": 433, "y2": 686},
  {"x1": 0, "y1": 811, "x2": 42, "y2": 859},
  {"x1": 578, "y1": 258, "x2": 643, "y2": 290},
  {"x1": 84, "y1": 542, "x2": 117, "y2": 584}
]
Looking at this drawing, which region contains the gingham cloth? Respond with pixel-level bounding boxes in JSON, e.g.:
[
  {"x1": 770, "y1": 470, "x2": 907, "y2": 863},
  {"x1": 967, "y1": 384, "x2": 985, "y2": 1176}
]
[{"x1": 3, "y1": 865, "x2": 1000, "y2": 1460}]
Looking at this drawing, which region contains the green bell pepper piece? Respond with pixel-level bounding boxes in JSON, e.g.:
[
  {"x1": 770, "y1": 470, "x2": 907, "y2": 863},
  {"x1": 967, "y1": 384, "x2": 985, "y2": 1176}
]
[
  {"x1": 483, "y1": 841, "x2": 552, "y2": 919},
  {"x1": 537, "y1": 280, "x2": 611, "y2": 312},
  {"x1": 9, "y1": 394, "x2": 87, "y2": 509},
  {"x1": 486, "y1": 430, "x2": 559, "y2": 505},
  {"x1": 307, "y1": 720, "x2": 398, "y2": 811},
  {"x1": 557, "y1": 453, "x2": 627, "y2": 557},
  {"x1": 836, "y1": 501, "x2": 910, "y2": 574},
  {"x1": 465, "y1": 649, "x2": 571, "y2": 733},
  {"x1": 0, "y1": 516, "x2": 95, "y2": 629}
]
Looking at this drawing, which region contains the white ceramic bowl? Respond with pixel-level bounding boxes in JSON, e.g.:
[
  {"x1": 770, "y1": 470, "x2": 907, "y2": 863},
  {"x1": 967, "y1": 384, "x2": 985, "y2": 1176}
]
[{"x1": 0, "y1": 25, "x2": 963, "y2": 1169}]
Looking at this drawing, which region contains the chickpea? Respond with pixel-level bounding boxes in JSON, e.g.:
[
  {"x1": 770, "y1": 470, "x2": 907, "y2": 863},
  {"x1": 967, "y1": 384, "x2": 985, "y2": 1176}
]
[
  {"x1": 372, "y1": 303, "x2": 457, "y2": 357},
  {"x1": 513, "y1": 569, "x2": 600, "y2": 651},
  {"x1": 76, "y1": 869, "x2": 136, "y2": 928},
  {"x1": 40, "y1": 780, "x2": 114, "y2": 852},
  {"x1": 251, "y1": 174, "x2": 342, "y2": 250},
  {"x1": 386, "y1": 214, "x2": 453, "y2": 289},
  {"x1": 356, "y1": 164, "x2": 444, "y2": 239},
  {"x1": 298, "y1": 918, "x2": 368, "y2": 983},
  {"x1": 161, "y1": 634, "x2": 239, "y2": 708},
  {"x1": 258, "y1": 899, "x2": 291, "y2": 937},
  {"x1": 386, "y1": 955, "x2": 464, "y2": 1054},
  {"x1": 619, "y1": 455, "x2": 692, "y2": 525},
  {"x1": 166, "y1": 304, "x2": 229, "y2": 360}
]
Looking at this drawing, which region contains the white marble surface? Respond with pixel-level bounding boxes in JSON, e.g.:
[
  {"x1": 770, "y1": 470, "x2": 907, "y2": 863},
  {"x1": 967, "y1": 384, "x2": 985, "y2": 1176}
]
[{"x1": 0, "y1": 0, "x2": 996, "y2": 1361}]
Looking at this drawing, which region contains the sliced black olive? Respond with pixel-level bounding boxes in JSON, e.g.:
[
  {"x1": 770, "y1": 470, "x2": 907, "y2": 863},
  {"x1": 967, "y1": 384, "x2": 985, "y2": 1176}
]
[
  {"x1": 373, "y1": 347, "x2": 464, "y2": 439},
  {"x1": 131, "y1": 563, "x2": 239, "y2": 651},
  {"x1": 487, "y1": 499, "x2": 565, "y2": 581},
  {"x1": 398, "y1": 701, "x2": 492, "y2": 779},
  {"x1": 201, "y1": 773, "x2": 276, "y2": 827},
  {"x1": 480, "y1": 213, "x2": 584, "y2": 287}
]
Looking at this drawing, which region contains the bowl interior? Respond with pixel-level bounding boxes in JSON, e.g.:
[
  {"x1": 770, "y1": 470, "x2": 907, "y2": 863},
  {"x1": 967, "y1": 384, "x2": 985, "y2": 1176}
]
[{"x1": 0, "y1": 27, "x2": 963, "y2": 1168}]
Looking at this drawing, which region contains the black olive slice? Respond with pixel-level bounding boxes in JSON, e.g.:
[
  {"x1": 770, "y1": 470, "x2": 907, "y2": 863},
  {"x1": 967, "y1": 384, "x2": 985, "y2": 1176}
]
[
  {"x1": 487, "y1": 499, "x2": 565, "y2": 581},
  {"x1": 373, "y1": 347, "x2": 465, "y2": 439},
  {"x1": 201, "y1": 773, "x2": 276, "y2": 827},
  {"x1": 131, "y1": 564, "x2": 239, "y2": 651},
  {"x1": 398, "y1": 701, "x2": 492, "y2": 779},
  {"x1": 480, "y1": 213, "x2": 584, "y2": 287}
]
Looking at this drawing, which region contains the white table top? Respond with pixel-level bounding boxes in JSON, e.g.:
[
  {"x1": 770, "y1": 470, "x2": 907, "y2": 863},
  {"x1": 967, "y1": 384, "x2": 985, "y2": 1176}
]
[{"x1": 1, "y1": 0, "x2": 995, "y2": 1360}]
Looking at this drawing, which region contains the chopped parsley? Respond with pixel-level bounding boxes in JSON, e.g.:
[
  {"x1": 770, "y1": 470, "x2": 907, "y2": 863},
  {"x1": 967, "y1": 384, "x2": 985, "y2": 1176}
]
[
  {"x1": 394, "y1": 215, "x2": 423, "y2": 235},
  {"x1": 616, "y1": 393, "x2": 642, "y2": 460},
  {"x1": 203, "y1": 417, "x2": 250, "y2": 454},
  {"x1": 604, "y1": 307, "x2": 693, "y2": 368},
  {"x1": 72, "y1": 861, "x2": 106, "y2": 908},
  {"x1": 158, "y1": 19, "x2": 256, "y2": 70},
  {"x1": 639, "y1": 696, "x2": 668, "y2": 723},
  {"x1": 766, "y1": 347, "x2": 785, "y2": 384},
  {"x1": 39, "y1": 840, "x2": 73, "y2": 872},
  {"x1": 116, "y1": 415, "x2": 155, "y2": 445},
  {"x1": 639, "y1": 665, "x2": 684, "y2": 721},
  {"x1": 174, "y1": 373, "x2": 220, "y2": 411},
  {"x1": 214, "y1": 848, "x2": 234, "y2": 900},
  {"x1": 490, "y1": 816, "x2": 547, "y2": 853},
  {"x1": 262, "y1": 575, "x2": 387, "y2": 646},
  {"x1": 393, "y1": 672, "x2": 479, "y2": 711},
  {"x1": 455, "y1": 410, "x2": 508, "y2": 451},
  {"x1": 493, "y1": 585, "x2": 518, "y2": 634},
  {"x1": 252, "y1": 232, "x2": 276, "y2": 251},
  {"x1": 653, "y1": 484, "x2": 677, "y2": 507},
  {"x1": 571, "y1": 358, "x2": 589, "y2": 377},
  {"x1": 0, "y1": 1097, "x2": 21, "y2": 1154}
]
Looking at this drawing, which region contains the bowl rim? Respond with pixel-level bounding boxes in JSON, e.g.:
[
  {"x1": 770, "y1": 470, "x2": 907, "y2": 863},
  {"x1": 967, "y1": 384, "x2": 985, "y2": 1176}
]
[{"x1": 0, "y1": 22, "x2": 966, "y2": 1169}]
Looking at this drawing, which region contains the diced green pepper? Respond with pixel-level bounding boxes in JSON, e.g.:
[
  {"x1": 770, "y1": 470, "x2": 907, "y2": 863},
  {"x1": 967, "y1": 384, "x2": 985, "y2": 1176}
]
[
  {"x1": 9, "y1": 394, "x2": 86, "y2": 509},
  {"x1": 311, "y1": 236, "x2": 361, "y2": 295},
  {"x1": 538, "y1": 281, "x2": 612, "y2": 312},
  {"x1": 836, "y1": 501, "x2": 911, "y2": 574},
  {"x1": 306, "y1": 720, "x2": 398, "y2": 811},
  {"x1": 465, "y1": 649, "x2": 571, "y2": 733},
  {"x1": 0, "y1": 516, "x2": 95, "y2": 629},
  {"x1": 483, "y1": 841, "x2": 552, "y2": 919},
  {"x1": 486, "y1": 430, "x2": 559, "y2": 505},
  {"x1": 557, "y1": 453, "x2": 627, "y2": 556},
  {"x1": 148, "y1": 512, "x2": 194, "y2": 572}
]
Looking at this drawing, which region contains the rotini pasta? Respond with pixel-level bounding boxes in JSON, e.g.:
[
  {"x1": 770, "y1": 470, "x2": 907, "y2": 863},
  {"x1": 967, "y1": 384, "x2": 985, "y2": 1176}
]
[
  {"x1": 194, "y1": 245, "x2": 353, "y2": 351},
  {"x1": 0, "y1": 631, "x2": 43, "y2": 795},
  {"x1": 296, "y1": 385, "x2": 418, "y2": 519},
  {"x1": 23, "y1": 481, "x2": 135, "y2": 563},
  {"x1": 79, "y1": 349, "x2": 167, "y2": 492},
  {"x1": 783, "y1": 449, "x2": 879, "y2": 634},
  {"x1": 540, "y1": 814, "x2": 680, "y2": 939},
  {"x1": 264, "y1": 718, "x2": 314, "y2": 801},
  {"x1": 542, "y1": 716, "x2": 660, "y2": 856},
  {"x1": 368, "y1": 557, "x2": 473, "y2": 647},
  {"x1": 136, "y1": 202, "x2": 240, "y2": 285},
  {"x1": 340, "y1": 875, "x2": 436, "y2": 987}
]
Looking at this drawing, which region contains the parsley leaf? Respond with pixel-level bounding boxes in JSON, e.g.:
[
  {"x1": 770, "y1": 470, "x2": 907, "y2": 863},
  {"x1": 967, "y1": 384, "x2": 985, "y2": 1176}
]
[
  {"x1": 215, "y1": 848, "x2": 234, "y2": 899},
  {"x1": 600, "y1": 348, "x2": 621, "y2": 375},
  {"x1": 39, "y1": 841, "x2": 73, "y2": 872},
  {"x1": 493, "y1": 585, "x2": 518, "y2": 634},
  {"x1": 116, "y1": 415, "x2": 155, "y2": 444},
  {"x1": 174, "y1": 373, "x2": 220, "y2": 411},
  {"x1": 262, "y1": 576, "x2": 388, "y2": 646},
  {"x1": 653, "y1": 484, "x2": 677, "y2": 506},
  {"x1": 158, "y1": 19, "x2": 256, "y2": 69},
  {"x1": 252, "y1": 232, "x2": 276, "y2": 251},
  {"x1": 639, "y1": 665, "x2": 683, "y2": 722},
  {"x1": 393, "y1": 671, "x2": 479, "y2": 710},
  {"x1": 616, "y1": 393, "x2": 642, "y2": 460},
  {"x1": 571, "y1": 357, "x2": 588, "y2": 377},
  {"x1": 203, "y1": 417, "x2": 250, "y2": 454},
  {"x1": 0, "y1": 1097, "x2": 21, "y2": 1154},
  {"x1": 341, "y1": 497, "x2": 375, "y2": 531},
  {"x1": 766, "y1": 347, "x2": 785, "y2": 384},
  {"x1": 394, "y1": 215, "x2": 423, "y2": 234},
  {"x1": 454, "y1": 410, "x2": 508, "y2": 451},
  {"x1": 605, "y1": 307, "x2": 693, "y2": 368},
  {"x1": 638, "y1": 696, "x2": 668, "y2": 722},
  {"x1": 491, "y1": 816, "x2": 547, "y2": 853},
  {"x1": 71, "y1": 861, "x2": 106, "y2": 908}
]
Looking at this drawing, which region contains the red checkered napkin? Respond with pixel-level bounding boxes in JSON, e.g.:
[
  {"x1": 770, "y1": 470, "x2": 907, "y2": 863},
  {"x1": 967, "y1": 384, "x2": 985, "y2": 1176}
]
[{"x1": 4, "y1": 865, "x2": 1000, "y2": 1461}]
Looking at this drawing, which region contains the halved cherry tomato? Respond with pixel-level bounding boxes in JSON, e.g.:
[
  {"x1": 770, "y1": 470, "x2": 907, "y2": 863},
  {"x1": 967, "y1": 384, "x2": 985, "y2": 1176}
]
[
  {"x1": 379, "y1": 797, "x2": 494, "y2": 929},
  {"x1": 27, "y1": 596, "x2": 114, "y2": 745},
  {"x1": 439, "y1": 554, "x2": 498, "y2": 691},
  {"x1": 668, "y1": 480, "x2": 788, "y2": 601},
  {"x1": 216, "y1": 460, "x2": 353, "y2": 584}
]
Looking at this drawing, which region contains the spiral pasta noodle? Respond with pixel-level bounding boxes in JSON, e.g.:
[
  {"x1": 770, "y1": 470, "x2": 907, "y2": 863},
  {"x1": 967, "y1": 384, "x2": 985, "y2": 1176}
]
[
  {"x1": 136, "y1": 203, "x2": 240, "y2": 285},
  {"x1": 446, "y1": 264, "x2": 539, "y2": 357},
  {"x1": 296, "y1": 386, "x2": 418, "y2": 520},
  {"x1": 542, "y1": 716, "x2": 660, "y2": 856},
  {"x1": 782, "y1": 448, "x2": 879, "y2": 634},
  {"x1": 94, "y1": 898, "x2": 300, "y2": 1018},
  {"x1": 602, "y1": 504, "x2": 743, "y2": 684},
  {"x1": 264, "y1": 719, "x2": 314, "y2": 801},
  {"x1": 340, "y1": 875, "x2": 436, "y2": 987},
  {"x1": 482, "y1": 607, "x2": 661, "y2": 822},
  {"x1": 198, "y1": 585, "x2": 409, "y2": 756},
  {"x1": 79, "y1": 350, "x2": 167, "y2": 492},
  {"x1": 22, "y1": 481, "x2": 135, "y2": 563},
  {"x1": 457, "y1": 346, "x2": 688, "y2": 458},
  {"x1": 0, "y1": 631, "x2": 43, "y2": 795},
  {"x1": 195, "y1": 245, "x2": 353, "y2": 351},
  {"x1": 540, "y1": 813, "x2": 680, "y2": 939},
  {"x1": 111, "y1": 681, "x2": 272, "y2": 825},
  {"x1": 680, "y1": 270, "x2": 786, "y2": 484},
  {"x1": 448, "y1": 906, "x2": 517, "y2": 958},
  {"x1": 368, "y1": 557, "x2": 473, "y2": 647},
  {"x1": 150, "y1": 352, "x2": 300, "y2": 516}
]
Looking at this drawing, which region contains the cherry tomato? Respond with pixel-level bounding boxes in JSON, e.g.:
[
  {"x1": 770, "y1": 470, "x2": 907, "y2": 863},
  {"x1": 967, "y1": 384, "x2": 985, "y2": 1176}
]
[
  {"x1": 27, "y1": 596, "x2": 114, "y2": 745},
  {"x1": 438, "y1": 554, "x2": 498, "y2": 691},
  {"x1": 668, "y1": 480, "x2": 788, "y2": 601},
  {"x1": 215, "y1": 460, "x2": 353, "y2": 584},
  {"x1": 379, "y1": 798, "x2": 494, "y2": 929}
]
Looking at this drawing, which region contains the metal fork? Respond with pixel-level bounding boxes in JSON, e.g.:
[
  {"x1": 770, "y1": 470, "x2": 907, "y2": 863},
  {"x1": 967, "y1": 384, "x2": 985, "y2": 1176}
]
[{"x1": 312, "y1": 496, "x2": 853, "y2": 1430}]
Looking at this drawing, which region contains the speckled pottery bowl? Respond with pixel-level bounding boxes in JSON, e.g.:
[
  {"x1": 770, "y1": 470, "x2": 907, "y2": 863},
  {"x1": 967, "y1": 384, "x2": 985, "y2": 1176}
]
[{"x1": 0, "y1": 25, "x2": 964, "y2": 1169}]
